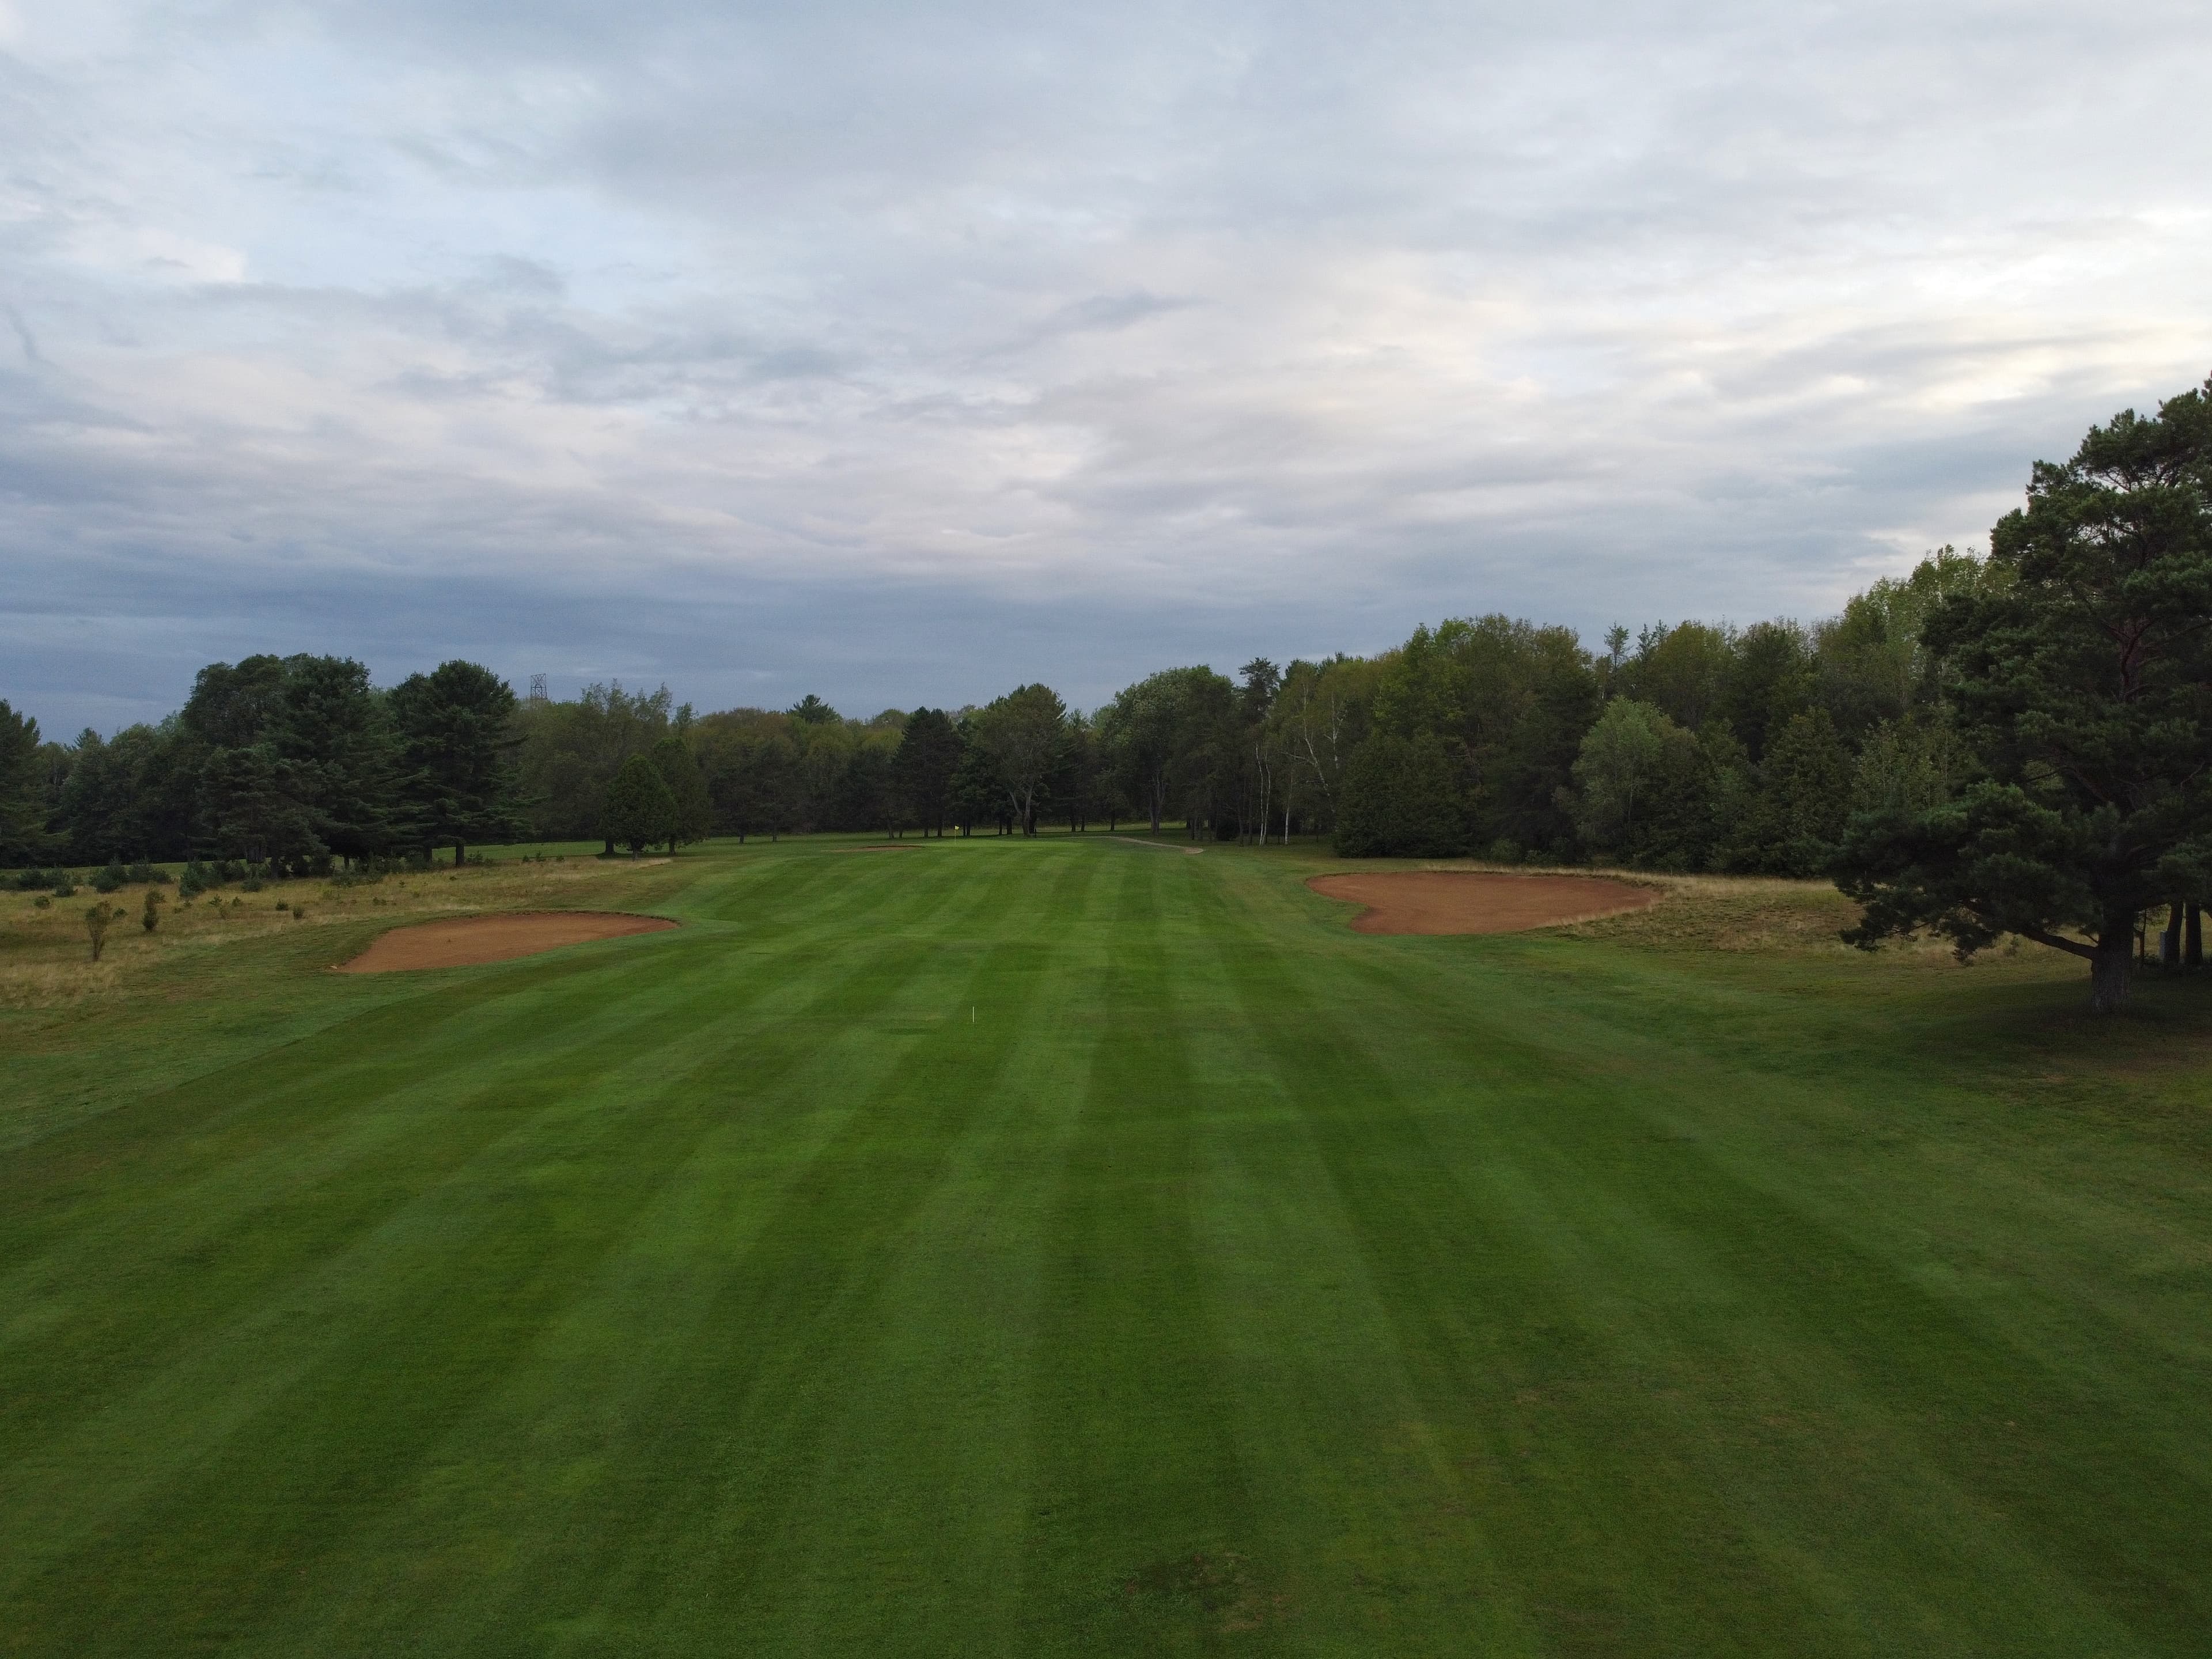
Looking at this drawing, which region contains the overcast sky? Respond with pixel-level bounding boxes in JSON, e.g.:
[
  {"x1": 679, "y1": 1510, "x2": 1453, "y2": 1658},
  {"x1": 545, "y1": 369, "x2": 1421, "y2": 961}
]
[{"x1": 4, "y1": 0, "x2": 2209, "y2": 734}]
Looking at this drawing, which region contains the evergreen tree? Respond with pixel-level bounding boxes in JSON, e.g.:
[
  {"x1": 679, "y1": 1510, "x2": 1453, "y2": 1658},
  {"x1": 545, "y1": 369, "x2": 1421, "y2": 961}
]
[
  {"x1": 390, "y1": 661, "x2": 525, "y2": 865},
  {"x1": 0, "y1": 700, "x2": 54, "y2": 866},
  {"x1": 1837, "y1": 378, "x2": 2212, "y2": 1010},
  {"x1": 891, "y1": 708, "x2": 965, "y2": 835},
  {"x1": 603, "y1": 753, "x2": 677, "y2": 855}
]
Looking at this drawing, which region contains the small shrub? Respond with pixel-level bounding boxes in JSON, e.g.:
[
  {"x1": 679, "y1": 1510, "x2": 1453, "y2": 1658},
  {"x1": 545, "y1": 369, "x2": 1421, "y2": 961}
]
[
  {"x1": 92, "y1": 863, "x2": 127, "y2": 893},
  {"x1": 241, "y1": 875, "x2": 263, "y2": 893},
  {"x1": 51, "y1": 879, "x2": 77, "y2": 898},
  {"x1": 13, "y1": 866, "x2": 52, "y2": 892},
  {"x1": 215, "y1": 859, "x2": 244, "y2": 882},
  {"x1": 290, "y1": 904, "x2": 304, "y2": 920},
  {"x1": 126, "y1": 860, "x2": 165, "y2": 884},
  {"x1": 85, "y1": 900, "x2": 119, "y2": 961},
  {"x1": 33, "y1": 895, "x2": 50, "y2": 909},
  {"x1": 229, "y1": 896, "x2": 244, "y2": 910},
  {"x1": 142, "y1": 890, "x2": 165, "y2": 933}
]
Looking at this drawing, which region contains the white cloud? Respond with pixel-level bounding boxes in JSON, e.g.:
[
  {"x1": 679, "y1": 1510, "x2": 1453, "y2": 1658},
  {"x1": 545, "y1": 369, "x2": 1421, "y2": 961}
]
[{"x1": 5, "y1": 0, "x2": 2211, "y2": 729}]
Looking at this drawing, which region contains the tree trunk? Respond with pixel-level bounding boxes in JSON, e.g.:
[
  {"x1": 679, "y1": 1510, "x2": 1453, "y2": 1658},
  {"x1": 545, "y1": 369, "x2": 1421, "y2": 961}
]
[
  {"x1": 2162, "y1": 900, "x2": 2184, "y2": 967},
  {"x1": 2188, "y1": 903, "x2": 2203, "y2": 969},
  {"x1": 2090, "y1": 929, "x2": 2134, "y2": 1013},
  {"x1": 453, "y1": 838, "x2": 465, "y2": 866}
]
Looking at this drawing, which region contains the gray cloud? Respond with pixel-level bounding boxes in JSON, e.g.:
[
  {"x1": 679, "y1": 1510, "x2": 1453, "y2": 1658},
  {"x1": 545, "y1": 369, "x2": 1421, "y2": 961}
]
[{"x1": 3, "y1": 0, "x2": 2210, "y2": 734}]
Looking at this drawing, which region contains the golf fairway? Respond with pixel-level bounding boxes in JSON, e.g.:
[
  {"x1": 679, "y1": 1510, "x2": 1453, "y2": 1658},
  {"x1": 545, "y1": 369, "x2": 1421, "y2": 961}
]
[{"x1": 2, "y1": 836, "x2": 2207, "y2": 1656}]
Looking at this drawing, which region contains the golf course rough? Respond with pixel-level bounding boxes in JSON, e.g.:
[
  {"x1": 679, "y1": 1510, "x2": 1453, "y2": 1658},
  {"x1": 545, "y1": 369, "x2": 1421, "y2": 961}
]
[
  {"x1": 2, "y1": 834, "x2": 2208, "y2": 1657},
  {"x1": 1306, "y1": 869, "x2": 1657, "y2": 934}
]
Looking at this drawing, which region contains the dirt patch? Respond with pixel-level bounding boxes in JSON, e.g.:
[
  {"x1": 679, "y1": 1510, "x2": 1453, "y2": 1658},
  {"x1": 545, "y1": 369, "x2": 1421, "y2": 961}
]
[
  {"x1": 334, "y1": 911, "x2": 677, "y2": 972},
  {"x1": 1308, "y1": 872, "x2": 1656, "y2": 935}
]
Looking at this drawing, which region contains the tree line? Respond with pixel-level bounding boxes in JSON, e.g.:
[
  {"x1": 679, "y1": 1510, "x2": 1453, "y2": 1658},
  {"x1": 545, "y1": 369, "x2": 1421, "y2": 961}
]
[{"x1": 2, "y1": 376, "x2": 2206, "y2": 1007}]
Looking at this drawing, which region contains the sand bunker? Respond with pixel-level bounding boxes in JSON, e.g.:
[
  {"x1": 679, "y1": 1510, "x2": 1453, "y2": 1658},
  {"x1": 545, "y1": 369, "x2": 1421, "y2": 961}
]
[
  {"x1": 335, "y1": 911, "x2": 677, "y2": 973},
  {"x1": 1308, "y1": 872, "x2": 1656, "y2": 935}
]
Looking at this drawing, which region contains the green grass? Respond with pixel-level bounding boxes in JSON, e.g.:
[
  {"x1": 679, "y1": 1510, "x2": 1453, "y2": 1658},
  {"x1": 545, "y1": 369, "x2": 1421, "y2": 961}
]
[{"x1": 2, "y1": 835, "x2": 2207, "y2": 1656}]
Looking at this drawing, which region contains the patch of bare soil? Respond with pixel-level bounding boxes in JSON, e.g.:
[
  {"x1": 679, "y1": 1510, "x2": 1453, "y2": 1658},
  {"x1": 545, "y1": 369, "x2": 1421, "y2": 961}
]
[
  {"x1": 1308, "y1": 871, "x2": 1656, "y2": 935},
  {"x1": 334, "y1": 911, "x2": 677, "y2": 972}
]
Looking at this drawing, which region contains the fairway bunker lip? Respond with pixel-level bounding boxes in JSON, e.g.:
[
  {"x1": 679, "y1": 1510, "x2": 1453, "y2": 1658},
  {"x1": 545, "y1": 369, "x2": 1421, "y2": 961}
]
[
  {"x1": 1307, "y1": 871, "x2": 1657, "y2": 935},
  {"x1": 332, "y1": 910, "x2": 679, "y2": 973}
]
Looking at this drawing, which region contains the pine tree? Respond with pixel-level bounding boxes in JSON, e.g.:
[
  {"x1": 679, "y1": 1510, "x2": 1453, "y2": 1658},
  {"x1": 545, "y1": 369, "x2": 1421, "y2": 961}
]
[{"x1": 603, "y1": 754, "x2": 676, "y2": 855}]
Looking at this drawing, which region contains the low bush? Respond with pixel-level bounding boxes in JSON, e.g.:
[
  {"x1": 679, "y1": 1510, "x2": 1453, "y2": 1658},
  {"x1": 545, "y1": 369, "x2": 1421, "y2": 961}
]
[
  {"x1": 85, "y1": 901, "x2": 119, "y2": 961},
  {"x1": 92, "y1": 864, "x2": 128, "y2": 894}
]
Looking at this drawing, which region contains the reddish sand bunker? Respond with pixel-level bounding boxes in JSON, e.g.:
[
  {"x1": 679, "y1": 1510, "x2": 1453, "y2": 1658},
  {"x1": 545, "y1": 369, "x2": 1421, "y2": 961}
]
[
  {"x1": 335, "y1": 911, "x2": 678, "y2": 972},
  {"x1": 1308, "y1": 872, "x2": 1656, "y2": 935}
]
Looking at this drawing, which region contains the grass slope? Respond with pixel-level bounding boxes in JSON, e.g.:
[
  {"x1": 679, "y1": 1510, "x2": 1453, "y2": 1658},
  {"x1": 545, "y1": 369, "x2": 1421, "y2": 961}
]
[{"x1": 2, "y1": 838, "x2": 2208, "y2": 1656}]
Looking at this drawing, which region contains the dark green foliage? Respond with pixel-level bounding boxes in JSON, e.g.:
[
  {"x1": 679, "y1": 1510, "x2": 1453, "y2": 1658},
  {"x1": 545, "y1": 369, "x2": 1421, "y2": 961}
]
[
  {"x1": 891, "y1": 707, "x2": 965, "y2": 834},
  {"x1": 270, "y1": 655, "x2": 407, "y2": 862},
  {"x1": 513, "y1": 681, "x2": 673, "y2": 842},
  {"x1": 975, "y1": 684, "x2": 1068, "y2": 835},
  {"x1": 0, "y1": 700, "x2": 55, "y2": 866},
  {"x1": 389, "y1": 661, "x2": 525, "y2": 864},
  {"x1": 603, "y1": 753, "x2": 676, "y2": 855},
  {"x1": 1099, "y1": 666, "x2": 1229, "y2": 832},
  {"x1": 647, "y1": 735, "x2": 713, "y2": 852},
  {"x1": 831, "y1": 743, "x2": 892, "y2": 835},
  {"x1": 1335, "y1": 733, "x2": 1467, "y2": 856},
  {"x1": 1726, "y1": 707, "x2": 1854, "y2": 876},
  {"x1": 92, "y1": 863, "x2": 127, "y2": 893},
  {"x1": 179, "y1": 656, "x2": 288, "y2": 751},
  {"x1": 948, "y1": 716, "x2": 1001, "y2": 834},
  {"x1": 1718, "y1": 620, "x2": 1816, "y2": 762},
  {"x1": 1838, "y1": 377, "x2": 2212, "y2": 1009},
  {"x1": 82, "y1": 899, "x2": 117, "y2": 960},
  {"x1": 787, "y1": 694, "x2": 839, "y2": 725},
  {"x1": 197, "y1": 744, "x2": 320, "y2": 866}
]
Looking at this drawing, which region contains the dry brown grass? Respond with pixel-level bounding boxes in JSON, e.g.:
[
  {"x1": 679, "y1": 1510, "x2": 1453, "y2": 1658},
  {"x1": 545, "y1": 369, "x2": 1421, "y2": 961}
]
[{"x1": 0, "y1": 857, "x2": 683, "y2": 1011}]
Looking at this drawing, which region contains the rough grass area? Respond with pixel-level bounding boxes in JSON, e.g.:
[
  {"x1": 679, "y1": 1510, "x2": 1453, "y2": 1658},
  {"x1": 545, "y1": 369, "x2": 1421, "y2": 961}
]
[
  {"x1": 0, "y1": 847, "x2": 681, "y2": 1011},
  {"x1": 2, "y1": 834, "x2": 2207, "y2": 1657}
]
